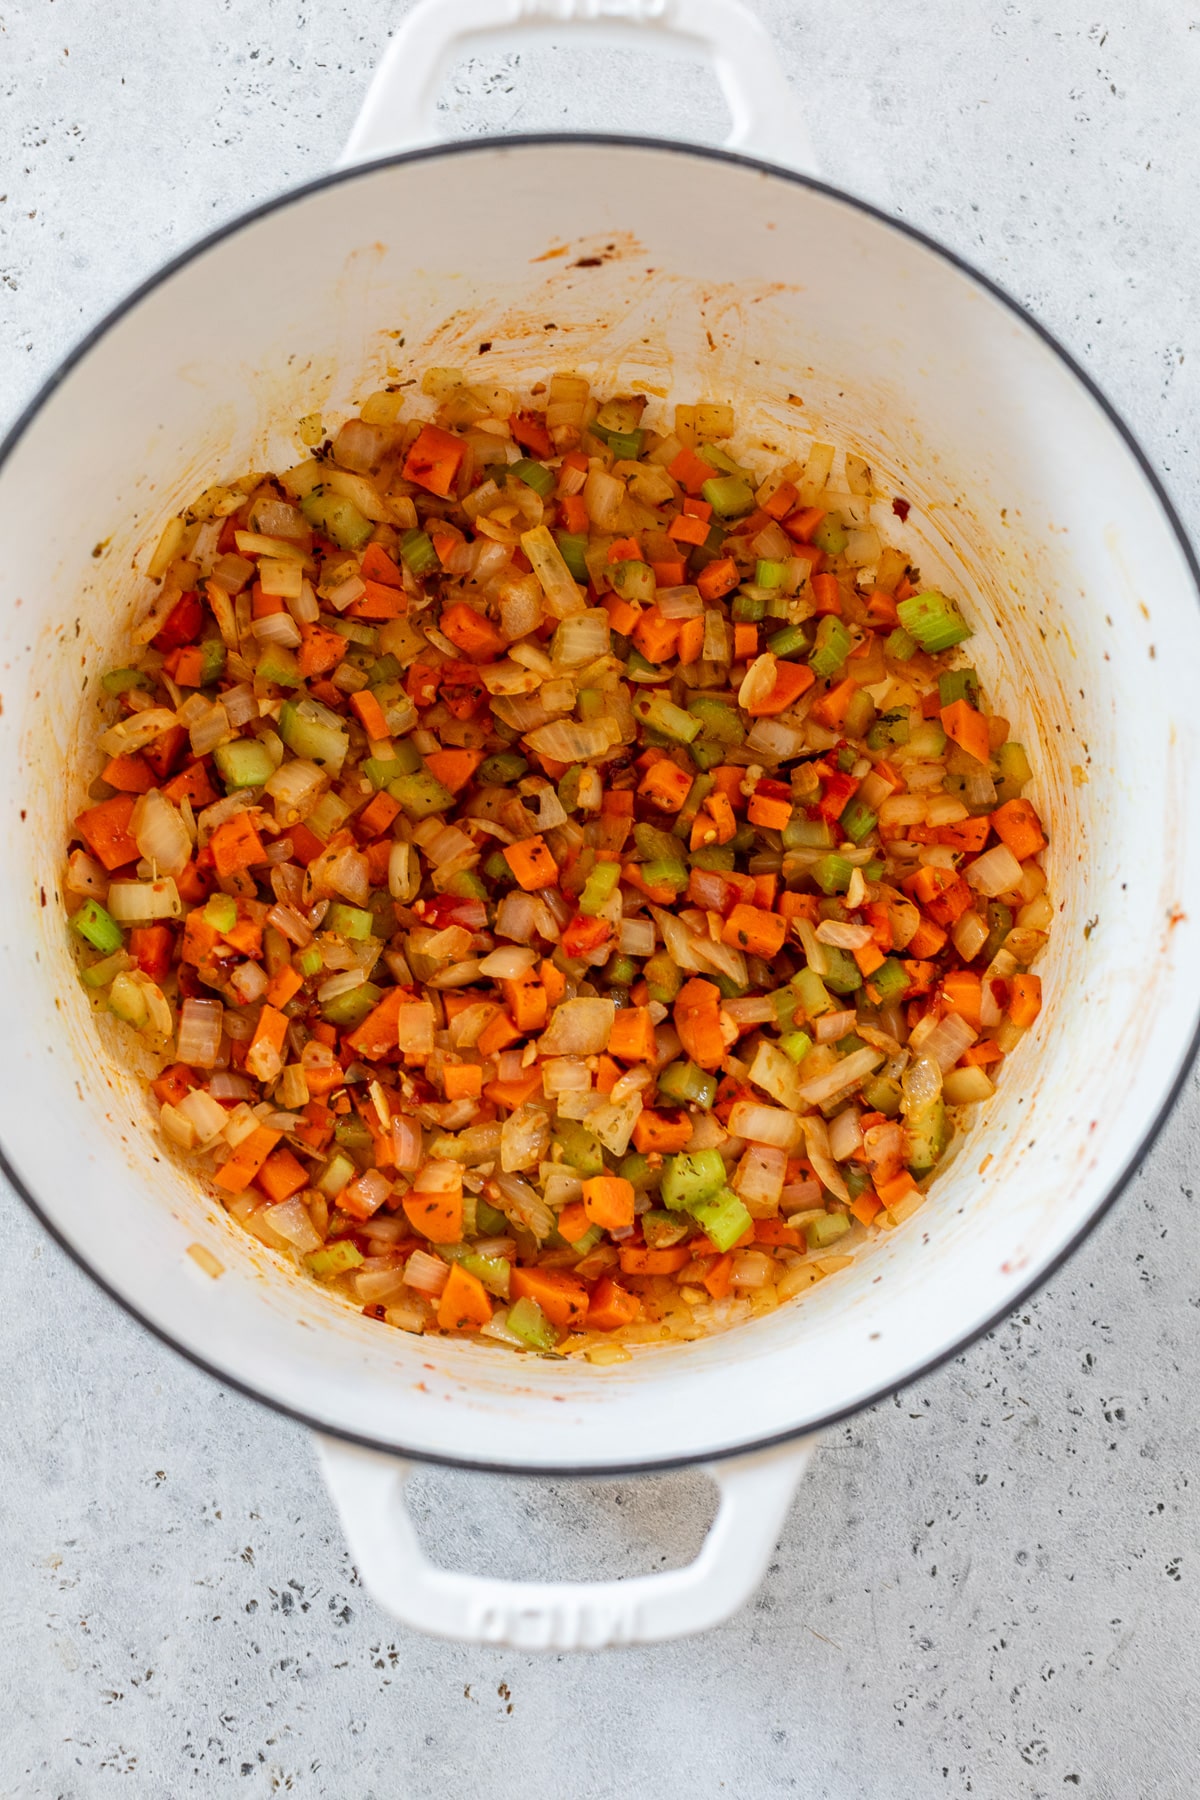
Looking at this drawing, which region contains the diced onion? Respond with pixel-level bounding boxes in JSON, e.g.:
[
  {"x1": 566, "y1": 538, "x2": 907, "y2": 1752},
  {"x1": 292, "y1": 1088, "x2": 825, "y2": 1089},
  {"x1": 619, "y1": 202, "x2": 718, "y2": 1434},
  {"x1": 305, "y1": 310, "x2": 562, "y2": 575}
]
[
  {"x1": 965, "y1": 843, "x2": 1024, "y2": 897},
  {"x1": 552, "y1": 610, "x2": 611, "y2": 665},
  {"x1": 131, "y1": 788, "x2": 191, "y2": 878},
  {"x1": 655, "y1": 584, "x2": 704, "y2": 620},
  {"x1": 795, "y1": 1046, "x2": 883, "y2": 1107},
  {"x1": 726, "y1": 1099, "x2": 804, "y2": 1152},
  {"x1": 523, "y1": 718, "x2": 617, "y2": 762},
  {"x1": 177, "y1": 996, "x2": 224, "y2": 1068},
  {"x1": 477, "y1": 945, "x2": 538, "y2": 979},
  {"x1": 405, "y1": 1249, "x2": 450, "y2": 1296},
  {"x1": 539, "y1": 997, "x2": 616, "y2": 1057},
  {"x1": 107, "y1": 877, "x2": 182, "y2": 923}
]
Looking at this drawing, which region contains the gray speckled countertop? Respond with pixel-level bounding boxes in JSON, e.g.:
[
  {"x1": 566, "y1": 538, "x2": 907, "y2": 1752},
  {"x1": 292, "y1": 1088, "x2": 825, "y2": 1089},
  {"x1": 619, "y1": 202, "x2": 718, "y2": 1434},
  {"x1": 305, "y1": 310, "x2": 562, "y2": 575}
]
[{"x1": 3, "y1": 3, "x2": 1200, "y2": 1794}]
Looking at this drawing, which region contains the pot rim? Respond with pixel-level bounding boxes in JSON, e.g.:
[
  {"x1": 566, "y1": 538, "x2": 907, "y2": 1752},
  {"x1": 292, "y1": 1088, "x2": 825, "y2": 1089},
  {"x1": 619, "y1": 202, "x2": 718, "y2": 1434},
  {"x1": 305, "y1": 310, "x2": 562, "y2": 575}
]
[{"x1": 3, "y1": 131, "x2": 1198, "y2": 1478}]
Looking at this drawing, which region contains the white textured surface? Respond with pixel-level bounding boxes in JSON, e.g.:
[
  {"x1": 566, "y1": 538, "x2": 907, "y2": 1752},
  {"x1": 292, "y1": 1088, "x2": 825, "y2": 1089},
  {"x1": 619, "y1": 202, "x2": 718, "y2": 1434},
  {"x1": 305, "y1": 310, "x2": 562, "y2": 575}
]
[{"x1": 3, "y1": 2, "x2": 1200, "y2": 1793}]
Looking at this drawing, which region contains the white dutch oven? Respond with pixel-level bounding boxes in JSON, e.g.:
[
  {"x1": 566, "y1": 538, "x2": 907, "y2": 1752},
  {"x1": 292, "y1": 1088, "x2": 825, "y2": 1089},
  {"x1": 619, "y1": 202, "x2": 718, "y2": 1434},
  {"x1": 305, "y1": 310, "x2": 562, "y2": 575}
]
[{"x1": 2, "y1": 0, "x2": 1199, "y2": 1651}]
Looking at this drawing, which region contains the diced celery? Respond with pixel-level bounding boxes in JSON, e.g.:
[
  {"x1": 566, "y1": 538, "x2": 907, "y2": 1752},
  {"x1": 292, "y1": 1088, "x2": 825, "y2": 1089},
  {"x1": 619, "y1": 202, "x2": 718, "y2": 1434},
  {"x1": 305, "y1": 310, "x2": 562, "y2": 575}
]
[
  {"x1": 316, "y1": 1151, "x2": 357, "y2": 1197},
  {"x1": 730, "y1": 592, "x2": 766, "y2": 623},
  {"x1": 861, "y1": 1075, "x2": 902, "y2": 1117},
  {"x1": 686, "y1": 696, "x2": 745, "y2": 746},
  {"x1": 809, "y1": 615, "x2": 853, "y2": 681},
  {"x1": 843, "y1": 1162, "x2": 872, "y2": 1199},
  {"x1": 661, "y1": 1149, "x2": 726, "y2": 1212},
  {"x1": 618, "y1": 1152, "x2": 662, "y2": 1194},
  {"x1": 783, "y1": 816, "x2": 834, "y2": 850},
  {"x1": 643, "y1": 951, "x2": 683, "y2": 1004},
  {"x1": 296, "y1": 945, "x2": 323, "y2": 978},
  {"x1": 214, "y1": 738, "x2": 278, "y2": 790},
  {"x1": 479, "y1": 750, "x2": 529, "y2": 785},
  {"x1": 577, "y1": 860, "x2": 621, "y2": 918},
  {"x1": 755, "y1": 559, "x2": 787, "y2": 590},
  {"x1": 458, "y1": 1251, "x2": 512, "y2": 1299},
  {"x1": 70, "y1": 898, "x2": 123, "y2": 955},
  {"x1": 657, "y1": 1061, "x2": 717, "y2": 1109},
  {"x1": 611, "y1": 560, "x2": 656, "y2": 604},
  {"x1": 368, "y1": 653, "x2": 403, "y2": 686},
  {"x1": 766, "y1": 623, "x2": 810, "y2": 659},
  {"x1": 938, "y1": 666, "x2": 980, "y2": 708},
  {"x1": 510, "y1": 458, "x2": 555, "y2": 498},
  {"x1": 896, "y1": 589, "x2": 972, "y2": 653},
  {"x1": 322, "y1": 981, "x2": 381, "y2": 1027},
  {"x1": 554, "y1": 531, "x2": 590, "y2": 583},
  {"x1": 300, "y1": 487, "x2": 373, "y2": 551},
  {"x1": 552, "y1": 1118, "x2": 605, "y2": 1177},
  {"x1": 812, "y1": 853, "x2": 854, "y2": 895},
  {"x1": 792, "y1": 965, "x2": 834, "y2": 1019},
  {"x1": 605, "y1": 428, "x2": 644, "y2": 460},
  {"x1": 475, "y1": 1197, "x2": 510, "y2": 1237},
  {"x1": 673, "y1": 773, "x2": 714, "y2": 838},
  {"x1": 625, "y1": 649, "x2": 663, "y2": 683},
  {"x1": 804, "y1": 1211, "x2": 851, "y2": 1250},
  {"x1": 839, "y1": 798, "x2": 877, "y2": 845},
  {"x1": 822, "y1": 947, "x2": 862, "y2": 995},
  {"x1": 632, "y1": 691, "x2": 700, "y2": 743},
  {"x1": 444, "y1": 869, "x2": 487, "y2": 902},
  {"x1": 690, "y1": 842, "x2": 735, "y2": 871},
  {"x1": 81, "y1": 949, "x2": 129, "y2": 989},
  {"x1": 642, "y1": 1210, "x2": 691, "y2": 1249},
  {"x1": 507, "y1": 1295, "x2": 558, "y2": 1351},
  {"x1": 335, "y1": 1114, "x2": 373, "y2": 1152},
  {"x1": 867, "y1": 706, "x2": 911, "y2": 750},
  {"x1": 905, "y1": 1097, "x2": 948, "y2": 1176},
  {"x1": 203, "y1": 892, "x2": 239, "y2": 934},
  {"x1": 606, "y1": 954, "x2": 637, "y2": 989},
  {"x1": 100, "y1": 667, "x2": 151, "y2": 697},
  {"x1": 992, "y1": 742, "x2": 1033, "y2": 804},
  {"x1": 690, "y1": 1186, "x2": 753, "y2": 1252},
  {"x1": 700, "y1": 474, "x2": 755, "y2": 518},
  {"x1": 843, "y1": 690, "x2": 875, "y2": 740},
  {"x1": 256, "y1": 643, "x2": 303, "y2": 688},
  {"x1": 884, "y1": 627, "x2": 918, "y2": 662},
  {"x1": 279, "y1": 696, "x2": 349, "y2": 775},
  {"x1": 199, "y1": 638, "x2": 227, "y2": 684},
  {"x1": 869, "y1": 958, "x2": 910, "y2": 1005},
  {"x1": 305, "y1": 1240, "x2": 364, "y2": 1278},
  {"x1": 812, "y1": 517, "x2": 848, "y2": 556},
  {"x1": 641, "y1": 857, "x2": 688, "y2": 891},
  {"x1": 712, "y1": 971, "x2": 747, "y2": 1000},
  {"x1": 769, "y1": 986, "x2": 799, "y2": 1028},
  {"x1": 400, "y1": 528, "x2": 438, "y2": 575},
  {"x1": 780, "y1": 1029, "x2": 813, "y2": 1064},
  {"x1": 326, "y1": 903, "x2": 374, "y2": 940},
  {"x1": 387, "y1": 770, "x2": 454, "y2": 820}
]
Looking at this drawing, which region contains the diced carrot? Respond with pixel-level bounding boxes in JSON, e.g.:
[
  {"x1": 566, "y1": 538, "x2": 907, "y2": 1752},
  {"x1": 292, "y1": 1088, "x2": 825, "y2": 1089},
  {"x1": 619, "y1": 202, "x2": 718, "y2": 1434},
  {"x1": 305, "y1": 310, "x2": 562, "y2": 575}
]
[
  {"x1": 962, "y1": 1041, "x2": 1004, "y2": 1069},
  {"x1": 650, "y1": 559, "x2": 686, "y2": 588},
  {"x1": 632, "y1": 606, "x2": 680, "y2": 664},
  {"x1": 128, "y1": 923, "x2": 173, "y2": 980},
  {"x1": 853, "y1": 940, "x2": 885, "y2": 977},
  {"x1": 937, "y1": 815, "x2": 991, "y2": 854},
  {"x1": 423, "y1": 746, "x2": 484, "y2": 795},
  {"x1": 667, "y1": 511, "x2": 710, "y2": 547},
  {"x1": 582, "y1": 1174, "x2": 636, "y2": 1231},
  {"x1": 594, "y1": 1053, "x2": 621, "y2": 1095},
  {"x1": 403, "y1": 422, "x2": 466, "y2": 498},
  {"x1": 677, "y1": 615, "x2": 706, "y2": 665},
  {"x1": 639, "y1": 758, "x2": 693, "y2": 813},
  {"x1": 223, "y1": 910, "x2": 263, "y2": 958},
  {"x1": 214, "y1": 1125, "x2": 282, "y2": 1193},
  {"x1": 557, "y1": 1199, "x2": 593, "y2": 1244},
  {"x1": 101, "y1": 752, "x2": 156, "y2": 794},
  {"x1": 783, "y1": 505, "x2": 825, "y2": 543},
  {"x1": 763, "y1": 480, "x2": 799, "y2": 520},
  {"x1": 477, "y1": 1007, "x2": 523, "y2": 1059},
  {"x1": 249, "y1": 1003, "x2": 288, "y2": 1062},
  {"x1": 1008, "y1": 972, "x2": 1042, "y2": 1028},
  {"x1": 618, "y1": 1244, "x2": 691, "y2": 1276},
  {"x1": 733, "y1": 622, "x2": 759, "y2": 661},
  {"x1": 682, "y1": 495, "x2": 713, "y2": 521},
  {"x1": 865, "y1": 588, "x2": 899, "y2": 627},
  {"x1": 907, "y1": 917, "x2": 948, "y2": 958},
  {"x1": 747, "y1": 659, "x2": 815, "y2": 717},
  {"x1": 483, "y1": 1069, "x2": 544, "y2": 1110},
  {"x1": 900, "y1": 959, "x2": 937, "y2": 995},
  {"x1": 747, "y1": 789, "x2": 792, "y2": 832},
  {"x1": 991, "y1": 797, "x2": 1047, "y2": 861},
  {"x1": 440, "y1": 601, "x2": 506, "y2": 662},
  {"x1": 511, "y1": 410, "x2": 554, "y2": 457},
  {"x1": 876, "y1": 1169, "x2": 919, "y2": 1210},
  {"x1": 349, "y1": 687, "x2": 390, "y2": 742},
  {"x1": 753, "y1": 1219, "x2": 804, "y2": 1249},
  {"x1": 905, "y1": 865, "x2": 972, "y2": 928},
  {"x1": 849, "y1": 1190, "x2": 884, "y2": 1226},
  {"x1": 602, "y1": 590, "x2": 640, "y2": 637},
  {"x1": 697, "y1": 557, "x2": 739, "y2": 600},
  {"x1": 180, "y1": 912, "x2": 221, "y2": 965},
  {"x1": 255, "y1": 1147, "x2": 309, "y2": 1204},
  {"x1": 403, "y1": 1189, "x2": 463, "y2": 1244},
  {"x1": 586, "y1": 1275, "x2": 642, "y2": 1331},
  {"x1": 442, "y1": 1062, "x2": 483, "y2": 1101},
  {"x1": 152, "y1": 1063, "x2": 198, "y2": 1107},
  {"x1": 541, "y1": 958, "x2": 567, "y2": 1007},
  {"x1": 811, "y1": 572, "x2": 842, "y2": 616},
  {"x1": 503, "y1": 834, "x2": 559, "y2": 892},
  {"x1": 668, "y1": 445, "x2": 716, "y2": 495},
  {"x1": 509, "y1": 1265, "x2": 589, "y2": 1330},
  {"x1": 721, "y1": 903, "x2": 787, "y2": 959},
  {"x1": 437, "y1": 1262, "x2": 493, "y2": 1332},
  {"x1": 74, "y1": 793, "x2": 139, "y2": 871},
  {"x1": 360, "y1": 542, "x2": 404, "y2": 588},
  {"x1": 343, "y1": 987, "x2": 409, "y2": 1059},
  {"x1": 501, "y1": 969, "x2": 547, "y2": 1035},
  {"x1": 809, "y1": 675, "x2": 857, "y2": 731},
  {"x1": 631, "y1": 1109, "x2": 694, "y2": 1156},
  {"x1": 700, "y1": 1250, "x2": 735, "y2": 1298},
  {"x1": 940, "y1": 698, "x2": 990, "y2": 767},
  {"x1": 607, "y1": 535, "x2": 642, "y2": 563},
  {"x1": 161, "y1": 762, "x2": 218, "y2": 809},
  {"x1": 295, "y1": 1100, "x2": 335, "y2": 1149},
  {"x1": 941, "y1": 969, "x2": 983, "y2": 1032},
  {"x1": 209, "y1": 812, "x2": 266, "y2": 877},
  {"x1": 673, "y1": 976, "x2": 726, "y2": 1071},
  {"x1": 264, "y1": 964, "x2": 303, "y2": 1009},
  {"x1": 169, "y1": 644, "x2": 207, "y2": 688},
  {"x1": 346, "y1": 579, "x2": 405, "y2": 621},
  {"x1": 607, "y1": 1005, "x2": 657, "y2": 1065},
  {"x1": 354, "y1": 791, "x2": 401, "y2": 841},
  {"x1": 560, "y1": 492, "x2": 590, "y2": 534}
]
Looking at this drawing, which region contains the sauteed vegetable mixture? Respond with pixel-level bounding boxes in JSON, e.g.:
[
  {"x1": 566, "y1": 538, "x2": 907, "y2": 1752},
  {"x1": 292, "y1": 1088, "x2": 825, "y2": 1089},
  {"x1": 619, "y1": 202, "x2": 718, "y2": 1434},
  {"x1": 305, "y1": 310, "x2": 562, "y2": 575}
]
[{"x1": 65, "y1": 374, "x2": 1051, "y2": 1360}]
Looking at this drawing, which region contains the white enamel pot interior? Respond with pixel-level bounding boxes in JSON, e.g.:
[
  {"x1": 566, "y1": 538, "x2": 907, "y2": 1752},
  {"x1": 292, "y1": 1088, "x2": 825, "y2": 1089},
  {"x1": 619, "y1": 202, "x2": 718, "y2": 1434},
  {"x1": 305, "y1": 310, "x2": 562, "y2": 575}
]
[{"x1": 2, "y1": 0, "x2": 1200, "y2": 1650}]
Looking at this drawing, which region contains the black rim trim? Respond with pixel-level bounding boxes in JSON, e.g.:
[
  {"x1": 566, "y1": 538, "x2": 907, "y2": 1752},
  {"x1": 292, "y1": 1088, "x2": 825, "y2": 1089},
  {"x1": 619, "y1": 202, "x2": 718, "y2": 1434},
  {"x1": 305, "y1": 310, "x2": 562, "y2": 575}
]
[{"x1": 3, "y1": 131, "x2": 1199, "y2": 1480}]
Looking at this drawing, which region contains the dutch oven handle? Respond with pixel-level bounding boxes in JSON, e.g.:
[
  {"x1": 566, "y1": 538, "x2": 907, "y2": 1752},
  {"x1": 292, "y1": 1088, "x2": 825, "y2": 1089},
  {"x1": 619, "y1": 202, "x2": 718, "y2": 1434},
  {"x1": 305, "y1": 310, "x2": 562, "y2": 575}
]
[
  {"x1": 339, "y1": 0, "x2": 818, "y2": 176},
  {"x1": 316, "y1": 1434, "x2": 816, "y2": 1649}
]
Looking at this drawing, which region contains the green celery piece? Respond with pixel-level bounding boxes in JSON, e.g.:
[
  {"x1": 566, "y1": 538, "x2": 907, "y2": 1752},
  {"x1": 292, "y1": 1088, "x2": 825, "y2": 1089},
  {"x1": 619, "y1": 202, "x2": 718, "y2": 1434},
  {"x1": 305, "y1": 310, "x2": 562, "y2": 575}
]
[
  {"x1": 554, "y1": 531, "x2": 590, "y2": 583},
  {"x1": 688, "y1": 738, "x2": 727, "y2": 772},
  {"x1": 780, "y1": 1029, "x2": 813, "y2": 1064},
  {"x1": 475, "y1": 1196, "x2": 509, "y2": 1237},
  {"x1": 633, "y1": 822, "x2": 682, "y2": 864},
  {"x1": 199, "y1": 639, "x2": 227, "y2": 684},
  {"x1": 368, "y1": 652, "x2": 403, "y2": 686},
  {"x1": 805, "y1": 1212, "x2": 851, "y2": 1250},
  {"x1": 606, "y1": 954, "x2": 637, "y2": 988},
  {"x1": 108, "y1": 972, "x2": 148, "y2": 1027},
  {"x1": 861, "y1": 1075, "x2": 902, "y2": 1118},
  {"x1": 867, "y1": 706, "x2": 911, "y2": 751},
  {"x1": 755, "y1": 558, "x2": 787, "y2": 589},
  {"x1": 632, "y1": 691, "x2": 701, "y2": 743},
  {"x1": 605, "y1": 427, "x2": 644, "y2": 459},
  {"x1": 80, "y1": 949, "x2": 129, "y2": 989},
  {"x1": 400, "y1": 528, "x2": 438, "y2": 575},
  {"x1": 982, "y1": 900, "x2": 1015, "y2": 963},
  {"x1": 783, "y1": 816, "x2": 834, "y2": 850},
  {"x1": 687, "y1": 696, "x2": 744, "y2": 746},
  {"x1": 479, "y1": 750, "x2": 529, "y2": 785},
  {"x1": 322, "y1": 981, "x2": 381, "y2": 1028},
  {"x1": 579, "y1": 860, "x2": 621, "y2": 916},
  {"x1": 896, "y1": 589, "x2": 972, "y2": 653},
  {"x1": 610, "y1": 560, "x2": 656, "y2": 604},
  {"x1": 625, "y1": 649, "x2": 663, "y2": 683},
  {"x1": 334, "y1": 1113, "x2": 373, "y2": 1152},
  {"x1": 510, "y1": 458, "x2": 555, "y2": 498},
  {"x1": 869, "y1": 958, "x2": 910, "y2": 1005},
  {"x1": 673, "y1": 773, "x2": 714, "y2": 838},
  {"x1": 657, "y1": 1060, "x2": 717, "y2": 1109},
  {"x1": 459, "y1": 1251, "x2": 512, "y2": 1299},
  {"x1": 641, "y1": 857, "x2": 688, "y2": 892},
  {"x1": 905, "y1": 1097, "x2": 948, "y2": 1176},
  {"x1": 642, "y1": 1210, "x2": 692, "y2": 1249},
  {"x1": 712, "y1": 971, "x2": 748, "y2": 1000},
  {"x1": 767, "y1": 622, "x2": 809, "y2": 659},
  {"x1": 255, "y1": 643, "x2": 302, "y2": 688},
  {"x1": 809, "y1": 615, "x2": 853, "y2": 681},
  {"x1": 557, "y1": 765, "x2": 584, "y2": 812},
  {"x1": 884, "y1": 626, "x2": 918, "y2": 662},
  {"x1": 214, "y1": 738, "x2": 277, "y2": 790},
  {"x1": 388, "y1": 769, "x2": 454, "y2": 820},
  {"x1": 839, "y1": 798, "x2": 877, "y2": 845},
  {"x1": 812, "y1": 517, "x2": 848, "y2": 556},
  {"x1": 643, "y1": 950, "x2": 683, "y2": 1004},
  {"x1": 690, "y1": 842, "x2": 735, "y2": 871},
  {"x1": 552, "y1": 1118, "x2": 605, "y2": 1177},
  {"x1": 938, "y1": 666, "x2": 980, "y2": 708},
  {"x1": 305, "y1": 1241, "x2": 364, "y2": 1278},
  {"x1": 812, "y1": 853, "x2": 854, "y2": 895},
  {"x1": 326, "y1": 903, "x2": 374, "y2": 940},
  {"x1": 689, "y1": 1186, "x2": 753, "y2": 1252},
  {"x1": 731, "y1": 592, "x2": 766, "y2": 623},
  {"x1": 843, "y1": 1162, "x2": 872, "y2": 1199},
  {"x1": 507, "y1": 1295, "x2": 558, "y2": 1351},
  {"x1": 661, "y1": 1149, "x2": 727, "y2": 1212},
  {"x1": 822, "y1": 947, "x2": 862, "y2": 995},
  {"x1": 843, "y1": 690, "x2": 875, "y2": 740},
  {"x1": 316, "y1": 1153, "x2": 357, "y2": 1199},
  {"x1": 483, "y1": 849, "x2": 514, "y2": 886},
  {"x1": 617, "y1": 1152, "x2": 659, "y2": 1194},
  {"x1": 769, "y1": 985, "x2": 799, "y2": 1029},
  {"x1": 836, "y1": 1032, "x2": 867, "y2": 1057},
  {"x1": 300, "y1": 487, "x2": 373, "y2": 551},
  {"x1": 203, "y1": 892, "x2": 238, "y2": 933},
  {"x1": 278, "y1": 696, "x2": 349, "y2": 774},
  {"x1": 70, "y1": 898, "x2": 123, "y2": 955},
  {"x1": 765, "y1": 589, "x2": 792, "y2": 620},
  {"x1": 443, "y1": 869, "x2": 487, "y2": 901},
  {"x1": 700, "y1": 474, "x2": 755, "y2": 519},
  {"x1": 863, "y1": 858, "x2": 885, "y2": 882},
  {"x1": 792, "y1": 965, "x2": 834, "y2": 1020},
  {"x1": 697, "y1": 443, "x2": 746, "y2": 477},
  {"x1": 331, "y1": 617, "x2": 378, "y2": 646},
  {"x1": 296, "y1": 945, "x2": 323, "y2": 977},
  {"x1": 100, "y1": 667, "x2": 151, "y2": 697},
  {"x1": 992, "y1": 742, "x2": 1032, "y2": 805}
]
